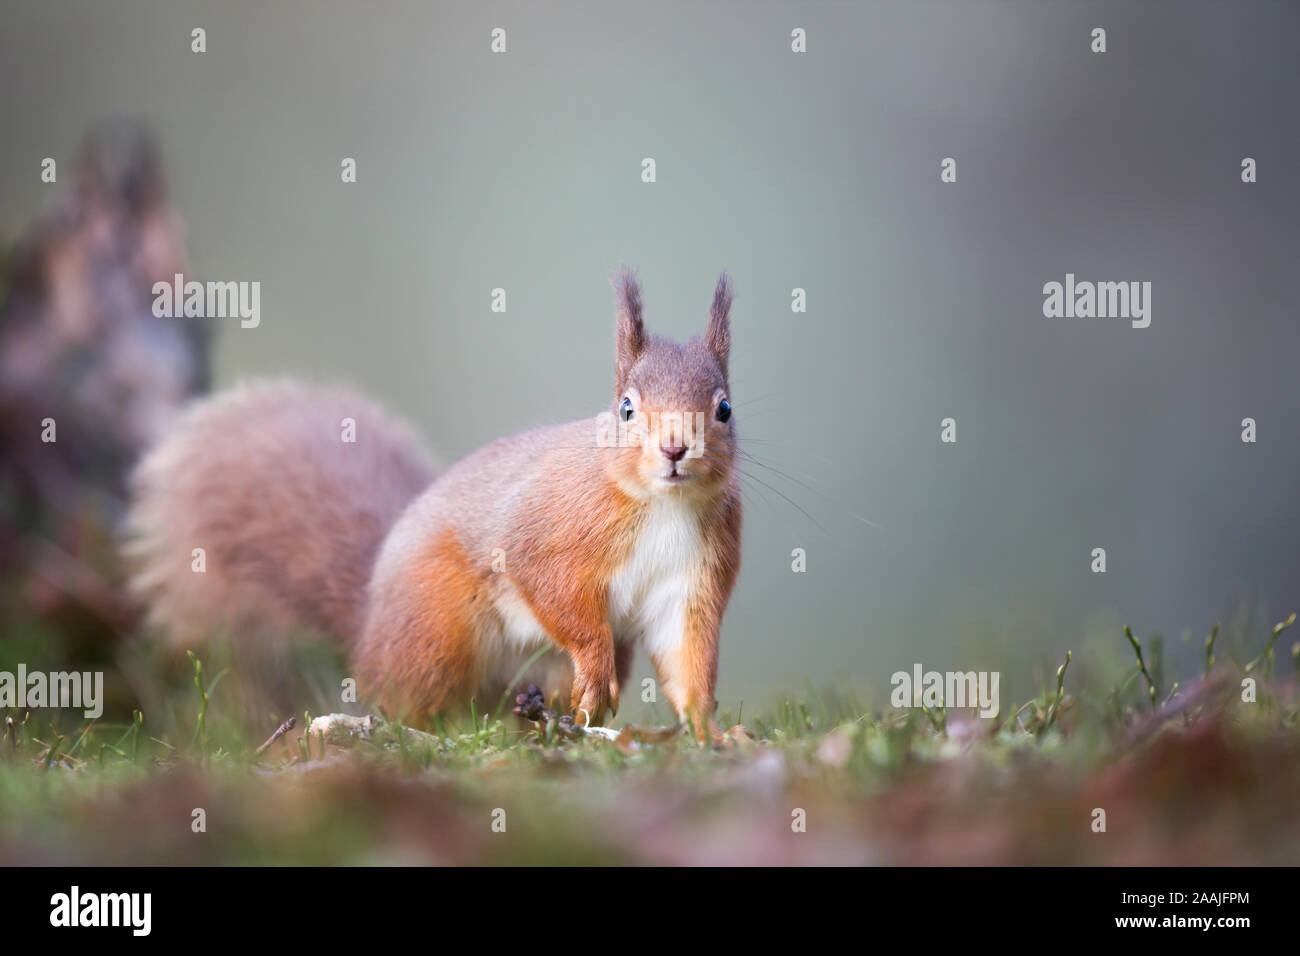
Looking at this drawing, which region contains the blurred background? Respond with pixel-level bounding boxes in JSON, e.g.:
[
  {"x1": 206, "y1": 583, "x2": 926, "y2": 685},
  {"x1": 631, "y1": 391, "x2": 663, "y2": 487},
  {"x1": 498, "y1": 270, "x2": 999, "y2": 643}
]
[{"x1": 1, "y1": 0, "x2": 1297, "y2": 718}]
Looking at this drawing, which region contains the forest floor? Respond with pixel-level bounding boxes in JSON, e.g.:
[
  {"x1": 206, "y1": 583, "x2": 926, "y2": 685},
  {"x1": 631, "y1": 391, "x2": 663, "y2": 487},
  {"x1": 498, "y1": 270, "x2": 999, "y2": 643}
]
[{"x1": 3, "y1": 616, "x2": 1299, "y2": 866}]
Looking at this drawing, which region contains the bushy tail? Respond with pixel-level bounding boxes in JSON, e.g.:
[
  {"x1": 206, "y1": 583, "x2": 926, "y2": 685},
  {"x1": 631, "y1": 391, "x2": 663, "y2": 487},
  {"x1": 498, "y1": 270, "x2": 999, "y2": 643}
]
[{"x1": 124, "y1": 381, "x2": 436, "y2": 650}]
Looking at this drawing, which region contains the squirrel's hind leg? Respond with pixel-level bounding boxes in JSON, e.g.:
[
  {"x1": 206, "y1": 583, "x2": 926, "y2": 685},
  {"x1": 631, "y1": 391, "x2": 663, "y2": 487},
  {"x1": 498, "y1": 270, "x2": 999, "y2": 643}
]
[{"x1": 354, "y1": 529, "x2": 486, "y2": 724}]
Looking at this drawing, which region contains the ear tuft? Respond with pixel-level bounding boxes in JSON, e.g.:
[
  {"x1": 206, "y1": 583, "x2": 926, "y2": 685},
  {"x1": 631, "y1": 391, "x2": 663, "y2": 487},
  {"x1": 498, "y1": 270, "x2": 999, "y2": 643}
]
[
  {"x1": 613, "y1": 266, "x2": 646, "y2": 385},
  {"x1": 708, "y1": 271, "x2": 733, "y2": 377}
]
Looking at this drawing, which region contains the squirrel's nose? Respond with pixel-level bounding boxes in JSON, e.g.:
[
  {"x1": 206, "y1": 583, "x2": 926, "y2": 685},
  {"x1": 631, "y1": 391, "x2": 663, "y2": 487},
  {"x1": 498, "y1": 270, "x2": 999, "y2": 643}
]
[{"x1": 661, "y1": 443, "x2": 688, "y2": 463}]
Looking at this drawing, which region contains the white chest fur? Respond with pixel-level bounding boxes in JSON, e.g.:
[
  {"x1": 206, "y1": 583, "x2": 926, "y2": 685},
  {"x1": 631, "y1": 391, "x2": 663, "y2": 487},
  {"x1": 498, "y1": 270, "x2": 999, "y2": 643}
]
[{"x1": 608, "y1": 496, "x2": 703, "y2": 655}]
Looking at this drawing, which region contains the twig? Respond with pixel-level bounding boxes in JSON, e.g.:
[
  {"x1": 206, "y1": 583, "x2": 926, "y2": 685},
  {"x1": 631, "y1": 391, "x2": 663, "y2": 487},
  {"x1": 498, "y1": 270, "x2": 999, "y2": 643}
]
[{"x1": 254, "y1": 716, "x2": 297, "y2": 757}]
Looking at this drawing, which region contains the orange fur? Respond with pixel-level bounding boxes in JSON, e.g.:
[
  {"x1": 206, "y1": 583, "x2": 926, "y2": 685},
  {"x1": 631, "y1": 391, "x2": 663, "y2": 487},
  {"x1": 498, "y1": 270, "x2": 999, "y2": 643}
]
[
  {"x1": 506, "y1": 469, "x2": 643, "y2": 722},
  {"x1": 126, "y1": 272, "x2": 743, "y2": 740},
  {"x1": 355, "y1": 529, "x2": 484, "y2": 719}
]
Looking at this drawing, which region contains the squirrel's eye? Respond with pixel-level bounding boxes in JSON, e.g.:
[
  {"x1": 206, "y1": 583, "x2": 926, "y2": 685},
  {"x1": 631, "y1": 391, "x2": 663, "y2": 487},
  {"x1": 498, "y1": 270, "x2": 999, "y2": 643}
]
[
  {"x1": 716, "y1": 399, "x2": 732, "y2": 423},
  {"x1": 619, "y1": 396, "x2": 634, "y2": 422}
]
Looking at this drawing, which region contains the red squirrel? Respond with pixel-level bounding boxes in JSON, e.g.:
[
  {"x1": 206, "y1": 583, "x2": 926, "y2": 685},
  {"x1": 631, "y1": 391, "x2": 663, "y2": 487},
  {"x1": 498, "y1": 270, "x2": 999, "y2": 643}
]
[{"x1": 127, "y1": 270, "x2": 742, "y2": 742}]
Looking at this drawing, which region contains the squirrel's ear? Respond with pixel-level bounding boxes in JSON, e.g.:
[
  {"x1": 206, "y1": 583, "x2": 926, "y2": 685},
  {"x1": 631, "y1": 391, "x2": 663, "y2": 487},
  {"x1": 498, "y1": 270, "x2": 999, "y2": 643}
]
[
  {"x1": 613, "y1": 266, "x2": 645, "y2": 384},
  {"x1": 707, "y1": 271, "x2": 733, "y2": 378}
]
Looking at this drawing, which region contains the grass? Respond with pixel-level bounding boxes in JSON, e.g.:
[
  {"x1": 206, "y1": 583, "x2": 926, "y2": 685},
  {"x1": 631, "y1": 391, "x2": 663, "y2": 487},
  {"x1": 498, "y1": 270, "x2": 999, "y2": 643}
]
[{"x1": 2, "y1": 614, "x2": 1299, "y2": 865}]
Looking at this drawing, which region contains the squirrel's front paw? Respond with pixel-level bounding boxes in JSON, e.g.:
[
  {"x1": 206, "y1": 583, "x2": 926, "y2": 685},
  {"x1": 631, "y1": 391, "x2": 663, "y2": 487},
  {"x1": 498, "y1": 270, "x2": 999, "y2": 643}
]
[
  {"x1": 571, "y1": 670, "x2": 619, "y2": 726},
  {"x1": 695, "y1": 717, "x2": 726, "y2": 747}
]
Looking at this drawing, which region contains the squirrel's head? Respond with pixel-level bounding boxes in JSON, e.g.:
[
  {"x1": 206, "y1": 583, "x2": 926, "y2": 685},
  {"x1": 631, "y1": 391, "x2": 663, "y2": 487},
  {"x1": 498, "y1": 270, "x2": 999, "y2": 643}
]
[{"x1": 600, "y1": 268, "x2": 736, "y2": 500}]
